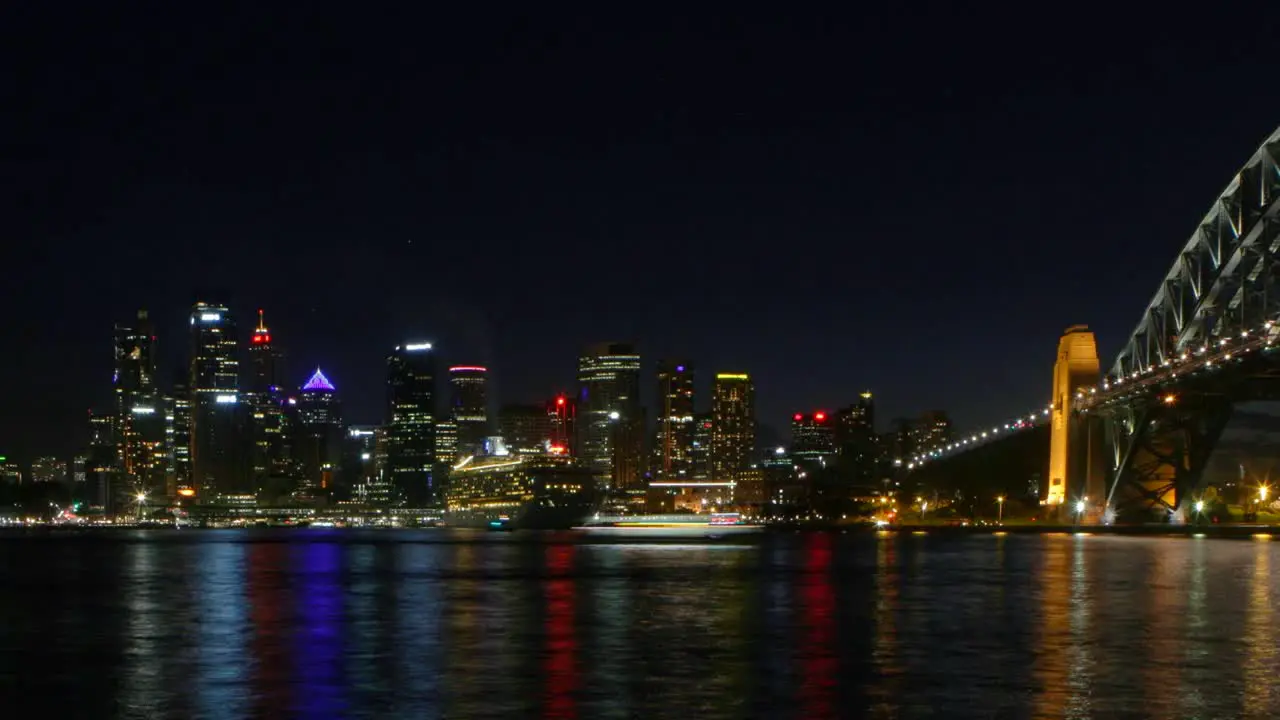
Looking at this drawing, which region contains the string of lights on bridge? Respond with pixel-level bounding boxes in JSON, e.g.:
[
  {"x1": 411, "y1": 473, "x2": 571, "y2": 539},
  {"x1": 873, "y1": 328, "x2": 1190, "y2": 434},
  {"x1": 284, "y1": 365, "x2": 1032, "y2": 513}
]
[{"x1": 906, "y1": 318, "x2": 1280, "y2": 471}]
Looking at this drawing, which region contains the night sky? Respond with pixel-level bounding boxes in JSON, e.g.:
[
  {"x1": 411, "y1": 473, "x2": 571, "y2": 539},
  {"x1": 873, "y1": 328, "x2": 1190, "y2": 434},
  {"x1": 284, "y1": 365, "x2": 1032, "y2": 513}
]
[{"x1": 5, "y1": 6, "x2": 1280, "y2": 461}]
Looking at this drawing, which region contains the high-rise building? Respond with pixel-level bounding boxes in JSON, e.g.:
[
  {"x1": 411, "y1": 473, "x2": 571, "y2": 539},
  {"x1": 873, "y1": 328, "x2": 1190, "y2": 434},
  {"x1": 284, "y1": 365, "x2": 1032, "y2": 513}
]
[
  {"x1": 499, "y1": 403, "x2": 555, "y2": 455},
  {"x1": 296, "y1": 368, "x2": 343, "y2": 494},
  {"x1": 448, "y1": 366, "x2": 489, "y2": 459},
  {"x1": 386, "y1": 342, "x2": 437, "y2": 506},
  {"x1": 653, "y1": 360, "x2": 695, "y2": 480},
  {"x1": 834, "y1": 392, "x2": 878, "y2": 487},
  {"x1": 169, "y1": 370, "x2": 192, "y2": 490},
  {"x1": 189, "y1": 301, "x2": 247, "y2": 497},
  {"x1": 711, "y1": 373, "x2": 755, "y2": 482},
  {"x1": 791, "y1": 412, "x2": 836, "y2": 462},
  {"x1": 30, "y1": 456, "x2": 67, "y2": 483},
  {"x1": 114, "y1": 310, "x2": 167, "y2": 497},
  {"x1": 690, "y1": 412, "x2": 713, "y2": 481},
  {"x1": 72, "y1": 455, "x2": 87, "y2": 485},
  {"x1": 576, "y1": 342, "x2": 641, "y2": 487},
  {"x1": 248, "y1": 309, "x2": 284, "y2": 394},
  {"x1": 87, "y1": 410, "x2": 117, "y2": 512}
]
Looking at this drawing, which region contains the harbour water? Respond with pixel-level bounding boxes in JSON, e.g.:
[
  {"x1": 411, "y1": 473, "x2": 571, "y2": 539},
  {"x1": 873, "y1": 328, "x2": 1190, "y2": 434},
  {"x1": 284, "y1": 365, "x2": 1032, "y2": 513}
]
[{"x1": 2, "y1": 528, "x2": 1278, "y2": 718}]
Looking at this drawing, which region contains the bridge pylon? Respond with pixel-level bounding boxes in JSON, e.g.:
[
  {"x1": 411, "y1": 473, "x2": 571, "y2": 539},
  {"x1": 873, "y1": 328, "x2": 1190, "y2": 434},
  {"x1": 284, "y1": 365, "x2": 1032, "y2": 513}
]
[{"x1": 1046, "y1": 326, "x2": 1103, "y2": 523}]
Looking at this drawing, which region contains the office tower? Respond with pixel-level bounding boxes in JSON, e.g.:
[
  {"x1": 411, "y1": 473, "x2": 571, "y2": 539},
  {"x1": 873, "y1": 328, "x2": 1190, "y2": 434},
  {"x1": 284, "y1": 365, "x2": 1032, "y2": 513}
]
[
  {"x1": 711, "y1": 373, "x2": 755, "y2": 482},
  {"x1": 114, "y1": 310, "x2": 167, "y2": 497},
  {"x1": 170, "y1": 370, "x2": 192, "y2": 490},
  {"x1": 296, "y1": 368, "x2": 343, "y2": 494},
  {"x1": 248, "y1": 310, "x2": 284, "y2": 394},
  {"x1": 791, "y1": 412, "x2": 836, "y2": 462},
  {"x1": 576, "y1": 342, "x2": 641, "y2": 487},
  {"x1": 498, "y1": 403, "x2": 555, "y2": 455},
  {"x1": 834, "y1": 392, "x2": 878, "y2": 487},
  {"x1": 448, "y1": 366, "x2": 489, "y2": 458},
  {"x1": 241, "y1": 308, "x2": 288, "y2": 491},
  {"x1": 386, "y1": 342, "x2": 437, "y2": 506},
  {"x1": 690, "y1": 412, "x2": 713, "y2": 480},
  {"x1": 653, "y1": 360, "x2": 695, "y2": 480},
  {"x1": 87, "y1": 410, "x2": 117, "y2": 512},
  {"x1": 30, "y1": 456, "x2": 67, "y2": 483},
  {"x1": 72, "y1": 455, "x2": 87, "y2": 485},
  {"x1": 189, "y1": 301, "x2": 247, "y2": 496}
]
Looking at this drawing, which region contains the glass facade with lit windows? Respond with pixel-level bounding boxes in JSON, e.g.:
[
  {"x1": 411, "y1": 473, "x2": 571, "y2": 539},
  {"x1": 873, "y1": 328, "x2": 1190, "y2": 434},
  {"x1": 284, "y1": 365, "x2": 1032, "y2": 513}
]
[
  {"x1": 386, "y1": 343, "x2": 437, "y2": 506},
  {"x1": 711, "y1": 373, "x2": 755, "y2": 482},
  {"x1": 653, "y1": 360, "x2": 696, "y2": 481},
  {"x1": 576, "y1": 342, "x2": 641, "y2": 487},
  {"x1": 189, "y1": 301, "x2": 248, "y2": 496}
]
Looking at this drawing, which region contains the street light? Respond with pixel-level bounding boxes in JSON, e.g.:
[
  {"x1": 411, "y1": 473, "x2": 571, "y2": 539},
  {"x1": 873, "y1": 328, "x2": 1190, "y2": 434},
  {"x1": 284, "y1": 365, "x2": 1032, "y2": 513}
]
[
  {"x1": 996, "y1": 495, "x2": 1005, "y2": 524},
  {"x1": 1075, "y1": 499, "x2": 1086, "y2": 515}
]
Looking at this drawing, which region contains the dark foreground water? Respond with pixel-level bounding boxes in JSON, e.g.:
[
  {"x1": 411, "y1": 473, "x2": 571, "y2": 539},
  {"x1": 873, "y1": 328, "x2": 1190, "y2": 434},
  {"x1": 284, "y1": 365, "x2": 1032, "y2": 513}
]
[{"x1": 1, "y1": 530, "x2": 1279, "y2": 719}]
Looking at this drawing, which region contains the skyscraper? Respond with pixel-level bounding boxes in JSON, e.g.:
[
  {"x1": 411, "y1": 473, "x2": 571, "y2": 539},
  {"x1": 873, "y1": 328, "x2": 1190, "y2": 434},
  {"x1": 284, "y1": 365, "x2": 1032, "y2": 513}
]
[
  {"x1": 386, "y1": 342, "x2": 437, "y2": 506},
  {"x1": 169, "y1": 369, "x2": 192, "y2": 491},
  {"x1": 791, "y1": 412, "x2": 836, "y2": 462},
  {"x1": 246, "y1": 310, "x2": 287, "y2": 493},
  {"x1": 834, "y1": 392, "x2": 878, "y2": 487},
  {"x1": 448, "y1": 366, "x2": 489, "y2": 459},
  {"x1": 114, "y1": 310, "x2": 166, "y2": 497},
  {"x1": 711, "y1": 373, "x2": 755, "y2": 483},
  {"x1": 653, "y1": 360, "x2": 695, "y2": 480},
  {"x1": 189, "y1": 301, "x2": 247, "y2": 496},
  {"x1": 576, "y1": 342, "x2": 641, "y2": 488},
  {"x1": 296, "y1": 368, "x2": 343, "y2": 494}
]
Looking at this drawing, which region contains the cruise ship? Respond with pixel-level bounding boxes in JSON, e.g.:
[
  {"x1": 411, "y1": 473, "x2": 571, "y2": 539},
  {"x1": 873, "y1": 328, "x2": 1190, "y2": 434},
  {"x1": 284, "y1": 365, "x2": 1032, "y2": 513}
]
[
  {"x1": 575, "y1": 511, "x2": 764, "y2": 537},
  {"x1": 443, "y1": 450, "x2": 598, "y2": 530}
]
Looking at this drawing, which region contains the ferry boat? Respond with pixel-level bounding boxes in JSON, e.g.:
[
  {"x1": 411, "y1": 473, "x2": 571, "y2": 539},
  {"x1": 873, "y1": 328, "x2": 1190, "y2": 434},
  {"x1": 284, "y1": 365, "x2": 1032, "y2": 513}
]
[
  {"x1": 443, "y1": 450, "x2": 598, "y2": 530},
  {"x1": 574, "y1": 511, "x2": 764, "y2": 537}
]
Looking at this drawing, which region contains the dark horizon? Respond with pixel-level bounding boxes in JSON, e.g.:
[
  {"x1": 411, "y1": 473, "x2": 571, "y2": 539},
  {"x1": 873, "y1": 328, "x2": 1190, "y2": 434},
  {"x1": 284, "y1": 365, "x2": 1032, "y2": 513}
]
[{"x1": 6, "y1": 6, "x2": 1280, "y2": 461}]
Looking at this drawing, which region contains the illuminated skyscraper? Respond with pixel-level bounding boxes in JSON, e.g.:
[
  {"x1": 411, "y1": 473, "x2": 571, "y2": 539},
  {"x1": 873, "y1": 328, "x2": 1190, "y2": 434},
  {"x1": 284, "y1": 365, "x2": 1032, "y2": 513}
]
[
  {"x1": 711, "y1": 373, "x2": 755, "y2": 482},
  {"x1": 576, "y1": 342, "x2": 641, "y2": 487},
  {"x1": 189, "y1": 301, "x2": 247, "y2": 496},
  {"x1": 690, "y1": 412, "x2": 713, "y2": 480},
  {"x1": 246, "y1": 310, "x2": 287, "y2": 490},
  {"x1": 449, "y1": 366, "x2": 489, "y2": 459},
  {"x1": 169, "y1": 370, "x2": 192, "y2": 490},
  {"x1": 386, "y1": 342, "x2": 437, "y2": 506},
  {"x1": 791, "y1": 412, "x2": 836, "y2": 462},
  {"x1": 114, "y1": 310, "x2": 166, "y2": 497},
  {"x1": 295, "y1": 368, "x2": 343, "y2": 494},
  {"x1": 653, "y1": 360, "x2": 695, "y2": 480}
]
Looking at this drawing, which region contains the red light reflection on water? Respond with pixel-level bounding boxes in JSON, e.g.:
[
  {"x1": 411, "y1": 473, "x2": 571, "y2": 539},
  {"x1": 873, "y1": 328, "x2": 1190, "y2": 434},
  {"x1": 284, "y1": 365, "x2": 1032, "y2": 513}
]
[
  {"x1": 543, "y1": 544, "x2": 578, "y2": 719},
  {"x1": 799, "y1": 533, "x2": 836, "y2": 719}
]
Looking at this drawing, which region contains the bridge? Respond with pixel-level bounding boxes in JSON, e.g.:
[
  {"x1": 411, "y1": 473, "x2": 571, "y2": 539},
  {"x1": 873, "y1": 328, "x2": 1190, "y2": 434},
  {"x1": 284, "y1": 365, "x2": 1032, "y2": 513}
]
[{"x1": 908, "y1": 125, "x2": 1280, "y2": 524}]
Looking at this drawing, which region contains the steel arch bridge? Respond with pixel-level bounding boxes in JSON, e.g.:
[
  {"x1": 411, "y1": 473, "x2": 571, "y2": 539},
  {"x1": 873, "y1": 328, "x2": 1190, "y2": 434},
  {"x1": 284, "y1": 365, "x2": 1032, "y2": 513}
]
[
  {"x1": 1078, "y1": 125, "x2": 1280, "y2": 520},
  {"x1": 906, "y1": 126, "x2": 1280, "y2": 523}
]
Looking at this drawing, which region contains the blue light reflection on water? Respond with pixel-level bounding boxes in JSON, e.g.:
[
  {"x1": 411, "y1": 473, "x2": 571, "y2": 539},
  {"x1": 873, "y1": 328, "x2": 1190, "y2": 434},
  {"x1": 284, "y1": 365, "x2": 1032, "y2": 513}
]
[{"x1": 292, "y1": 538, "x2": 347, "y2": 718}]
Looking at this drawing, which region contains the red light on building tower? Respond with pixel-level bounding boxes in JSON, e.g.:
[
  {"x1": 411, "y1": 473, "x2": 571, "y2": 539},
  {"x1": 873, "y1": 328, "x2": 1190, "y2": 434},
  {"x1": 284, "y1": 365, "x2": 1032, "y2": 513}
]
[
  {"x1": 793, "y1": 413, "x2": 804, "y2": 422},
  {"x1": 814, "y1": 412, "x2": 827, "y2": 422}
]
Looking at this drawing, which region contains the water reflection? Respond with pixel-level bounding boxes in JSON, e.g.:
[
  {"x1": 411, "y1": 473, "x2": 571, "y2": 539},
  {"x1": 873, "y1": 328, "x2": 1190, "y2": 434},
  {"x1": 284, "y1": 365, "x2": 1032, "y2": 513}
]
[
  {"x1": 1243, "y1": 538, "x2": 1276, "y2": 716},
  {"x1": 8, "y1": 530, "x2": 1280, "y2": 717}
]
